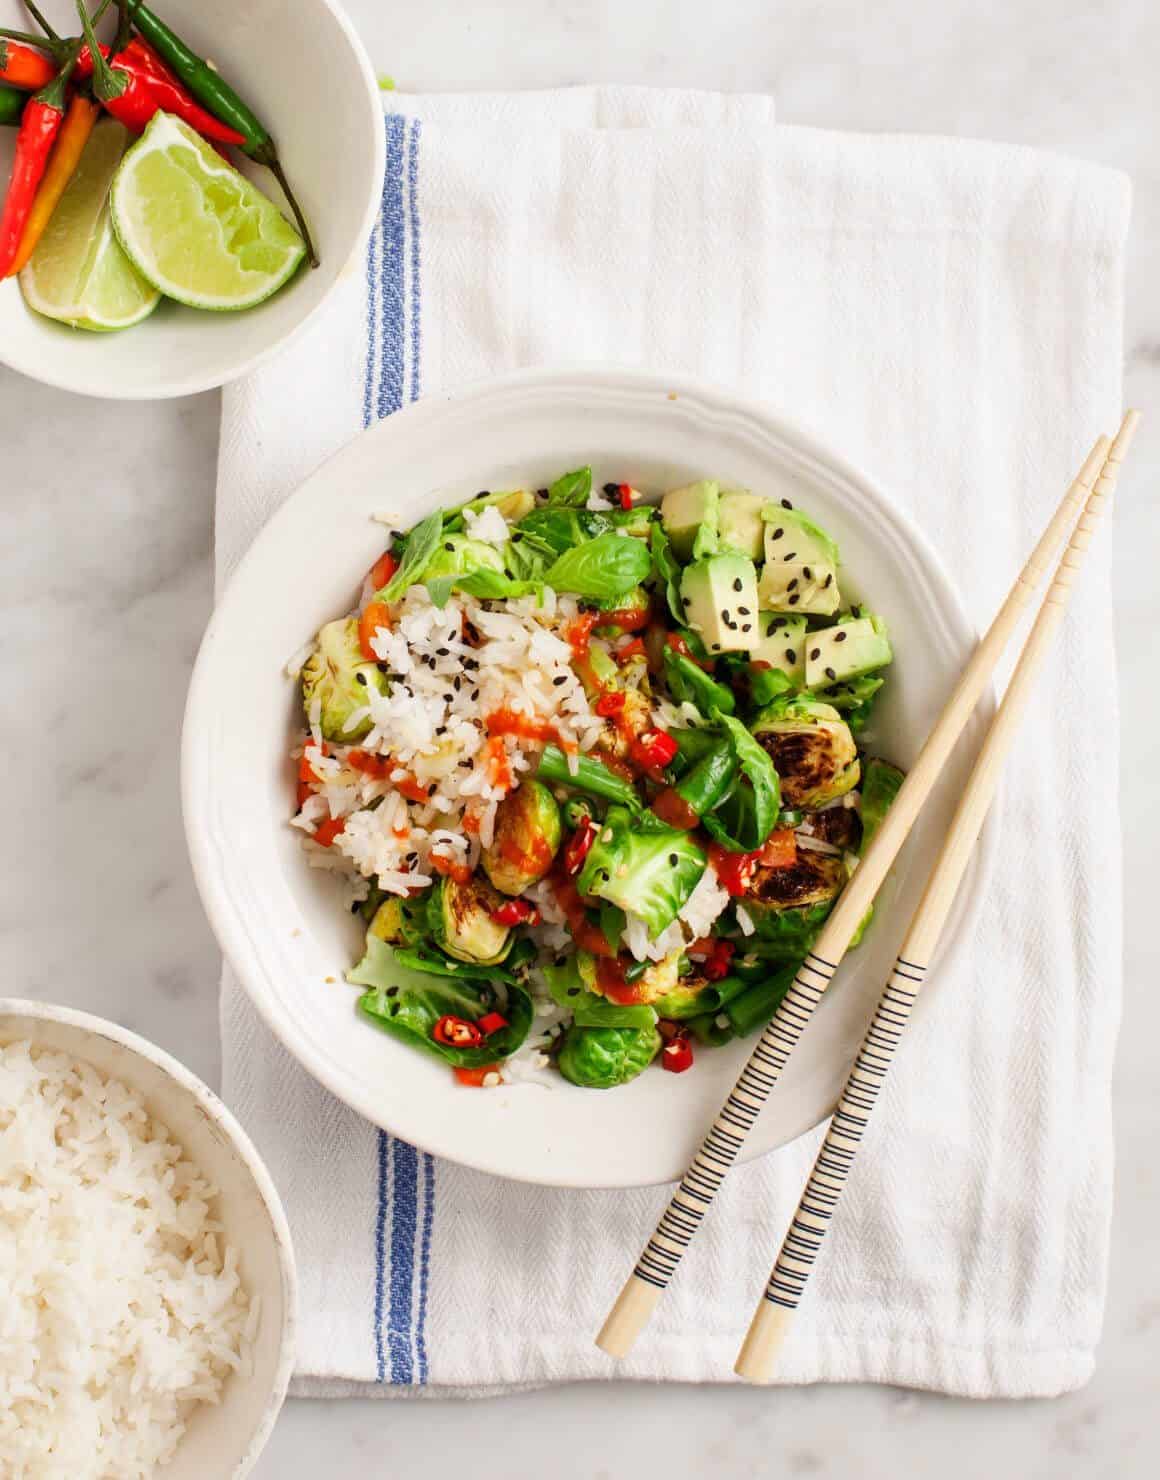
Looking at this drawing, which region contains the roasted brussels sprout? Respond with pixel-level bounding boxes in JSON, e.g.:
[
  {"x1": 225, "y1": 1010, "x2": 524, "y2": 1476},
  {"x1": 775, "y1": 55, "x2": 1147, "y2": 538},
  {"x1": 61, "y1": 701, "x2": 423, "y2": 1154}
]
[
  {"x1": 577, "y1": 806, "x2": 707, "y2": 935},
  {"x1": 581, "y1": 949, "x2": 681, "y2": 1006},
  {"x1": 653, "y1": 968, "x2": 750, "y2": 1021},
  {"x1": 798, "y1": 802, "x2": 861, "y2": 853},
  {"x1": 428, "y1": 874, "x2": 513, "y2": 965},
  {"x1": 750, "y1": 698, "x2": 859, "y2": 809},
  {"x1": 595, "y1": 584, "x2": 651, "y2": 636},
  {"x1": 369, "y1": 897, "x2": 408, "y2": 944},
  {"x1": 422, "y1": 533, "x2": 506, "y2": 584},
  {"x1": 860, "y1": 757, "x2": 905, "y2": 852},
  {"x1": 740, "y1": 849, "x2": 848, "y2": 962},
  {"x1": 481, "y1": 780, "x2": 562, "y2": 895},
  {"x1": 301, "y1": 617, "x2": 388, "y2": 743},
  {"x1": 557, "y1": 1023, "x2": 661, "y2": 1089}
]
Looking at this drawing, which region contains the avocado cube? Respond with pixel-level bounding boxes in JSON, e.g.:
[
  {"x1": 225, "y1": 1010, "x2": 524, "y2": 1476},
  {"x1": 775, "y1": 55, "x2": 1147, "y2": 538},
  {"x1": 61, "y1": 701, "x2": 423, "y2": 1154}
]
[
  {"x1": 680, "y1": 552, "x2": 760, "y2": 654},
  {"x1": 804, "y1": 616, "x2": 893, "y2": 689},
  {"x1": 660, "y1": 480, "x2": 719, "y2": 561},
  {"x1": 718, "y1": 489, "x2": 768, "y2": 561},
  {"x1": 747, "y1": 612, "x2": 807, "y2": 682}
]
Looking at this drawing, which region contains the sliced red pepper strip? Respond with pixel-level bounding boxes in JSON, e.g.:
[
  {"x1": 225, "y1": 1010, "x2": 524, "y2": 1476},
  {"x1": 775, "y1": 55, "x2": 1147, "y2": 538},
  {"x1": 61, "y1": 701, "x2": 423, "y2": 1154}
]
[
  {"x1": 454, "y1": 1063, "x2": 499, "y2": 1086},
  {"x1": 629, "y1": 729, "x2": 678, "y2": 771},
  {"x1": 477, "y1": 1011, "x2": 510, "y2": 1036},
  {"x1": 490, "y1": 899, "x2": 540, "y2": 927},
  {"x1": 313, "y1": 816, "x2": 346, "y2": 848},
  {"x1": 662, "y1": 1034, "x2": 694, "y2": 1073},
  {"x1": 617, "y1": 483, "x2": 634, "y2": 510},
  {"x1": 562, "y1": 816, "x2": 598, "y2": 876},
  {"x1": 433, "y1": 1015, "x2": 484, "y2": 1049},
  {"x1": 369, "y1": 549, "x2": 398, "y2": 590},
  {"x1": 708, "y1": 842, "x2": 761, "y2": 897},
  {"x1": 358, "y1": 601, "x2": 391, "y2": 662}
]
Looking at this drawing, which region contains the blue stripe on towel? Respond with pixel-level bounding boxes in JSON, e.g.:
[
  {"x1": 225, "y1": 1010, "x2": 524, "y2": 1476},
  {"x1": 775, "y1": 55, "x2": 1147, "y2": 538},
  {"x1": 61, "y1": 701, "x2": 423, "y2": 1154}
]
[{"x1": 365, "y1": 114, "x2": 435, "y2": 1388}]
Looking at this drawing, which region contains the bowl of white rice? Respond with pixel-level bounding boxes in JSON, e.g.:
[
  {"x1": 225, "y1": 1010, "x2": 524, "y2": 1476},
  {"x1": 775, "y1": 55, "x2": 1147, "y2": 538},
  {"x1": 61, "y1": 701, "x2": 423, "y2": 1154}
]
[{"x1": 0, "y1": 999, "x2": 296, "y2": 1479}]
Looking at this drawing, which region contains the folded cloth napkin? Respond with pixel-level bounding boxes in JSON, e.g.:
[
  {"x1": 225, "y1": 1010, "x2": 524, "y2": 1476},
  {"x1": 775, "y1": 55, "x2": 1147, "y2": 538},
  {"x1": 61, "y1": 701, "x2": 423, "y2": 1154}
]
[{"x1": 217, "y1": 86, "x2": 1131, "y2": 1398}]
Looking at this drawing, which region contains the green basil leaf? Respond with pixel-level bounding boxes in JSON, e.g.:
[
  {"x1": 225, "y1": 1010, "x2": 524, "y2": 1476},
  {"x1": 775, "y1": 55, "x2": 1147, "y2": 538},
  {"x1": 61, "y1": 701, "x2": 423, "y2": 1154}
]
[
  {"x1": 546, "y1": 466, "x2": 593, "y2": 508},
  {"x1": 544, "y1": 532, "x2": 651, "y2": 601},
  {"x1": 701, "y1": 710, "x2": 780, "y2": 851},
  {"x1": 377, "y1": 510, "x2": 443, "y2": 601},
  {"x1": 649, "y1": 524, "x2": 685, "y2": 624}
]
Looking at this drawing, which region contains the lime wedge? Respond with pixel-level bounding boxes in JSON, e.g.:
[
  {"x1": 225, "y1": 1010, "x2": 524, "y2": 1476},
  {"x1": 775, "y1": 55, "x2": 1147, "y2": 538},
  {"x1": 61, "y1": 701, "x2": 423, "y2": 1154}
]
[
  {"x1": 110, "y1": 111, "x2": 306, "y2": 312},
  {"x1": 19, "y1": 118, "x2": 161, "y2": 333}
]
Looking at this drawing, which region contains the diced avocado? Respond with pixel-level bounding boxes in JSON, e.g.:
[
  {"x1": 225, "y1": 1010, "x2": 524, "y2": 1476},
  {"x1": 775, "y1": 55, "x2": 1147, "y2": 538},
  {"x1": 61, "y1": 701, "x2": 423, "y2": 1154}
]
[
  {"x1": 758, "y1": 506, "x2": 841, "y2": 614},
  {"x1": 680, "y1": 552, "x2": 760, "y2": 654},
  {"x1": 660, "y1": 480, "x2": 719, "y2": 561},
  {"x1": 747, "y1": 612, "x2": 807, "y2": 683},
  {"x1": 804, "y1": 616, "x2": 892, "y2": 689},
  {"x1": 718, "y1": 489, "x2": 767, "y2": 561}
]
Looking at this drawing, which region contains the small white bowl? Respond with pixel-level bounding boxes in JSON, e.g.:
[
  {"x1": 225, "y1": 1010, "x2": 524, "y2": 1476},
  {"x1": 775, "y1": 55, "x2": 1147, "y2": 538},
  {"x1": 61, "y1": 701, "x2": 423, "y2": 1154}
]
[
  {"x1": 0, "y1": 0, "x2": 384, "y2": 399},
  {"x1": 182, "y1": 365, "x2": 998, "y2": 1189},
  {"x1": 0, "y1": 998, "x2": 297, "y2": 1479}
]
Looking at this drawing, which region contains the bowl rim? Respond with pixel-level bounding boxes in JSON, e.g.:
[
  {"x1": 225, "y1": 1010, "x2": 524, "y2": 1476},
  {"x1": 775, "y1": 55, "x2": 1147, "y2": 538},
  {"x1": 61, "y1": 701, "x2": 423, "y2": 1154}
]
[
  {"x1": 0, "y1": 995, "x2": 298, "y2": 1476},
  {"x1": 0, "y1": 0, "x2": 385, "y2": 402},
  {"x1": 182, "y1": 362, "x2": 998, "y2": 1188}
]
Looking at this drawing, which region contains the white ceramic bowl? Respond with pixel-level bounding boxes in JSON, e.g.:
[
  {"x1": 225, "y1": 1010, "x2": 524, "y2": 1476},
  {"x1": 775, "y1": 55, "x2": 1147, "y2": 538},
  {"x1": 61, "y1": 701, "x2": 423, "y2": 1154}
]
[
  {"x1": 0, "y1": 0, "x2": 383, "y2": 398},
  {"x1": 183, "y1": 366, "x2": 997, "y2": 1189},
  {"x1": 0, "y1": 998, "x2": 296, "y2": 1478}
]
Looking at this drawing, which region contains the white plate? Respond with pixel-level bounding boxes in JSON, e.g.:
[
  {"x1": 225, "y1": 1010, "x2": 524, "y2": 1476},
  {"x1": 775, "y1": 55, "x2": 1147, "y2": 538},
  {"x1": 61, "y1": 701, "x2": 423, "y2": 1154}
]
[
  {"x1": 0, "y1": 0, "x2": 383, "y2": 399},
  {"x1": 183, "y1": 367, "x2": 996, "y2": 1189}
]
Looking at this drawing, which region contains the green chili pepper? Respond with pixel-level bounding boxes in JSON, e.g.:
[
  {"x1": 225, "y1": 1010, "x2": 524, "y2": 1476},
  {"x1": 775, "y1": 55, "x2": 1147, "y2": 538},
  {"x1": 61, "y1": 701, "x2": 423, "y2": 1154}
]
[
  {"x1": 124, "y1": 1, "x2": 318, "y2": 266},
  {"x1": 536, "y1": 744, "x2": 641, "y2": 810},
  {"x1": 0, "y1": 83, "x2": 26, "y2": 126},
  {"x1": 562, "y1": 796, "x2": 597, "y2": 829}
]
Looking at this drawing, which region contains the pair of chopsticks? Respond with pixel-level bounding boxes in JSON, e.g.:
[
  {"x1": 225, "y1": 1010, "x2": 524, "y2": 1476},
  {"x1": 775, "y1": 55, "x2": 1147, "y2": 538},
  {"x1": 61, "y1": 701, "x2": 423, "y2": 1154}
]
[{"x1": 596, "y1": 410, "x2": 1140, "y2": 1380}]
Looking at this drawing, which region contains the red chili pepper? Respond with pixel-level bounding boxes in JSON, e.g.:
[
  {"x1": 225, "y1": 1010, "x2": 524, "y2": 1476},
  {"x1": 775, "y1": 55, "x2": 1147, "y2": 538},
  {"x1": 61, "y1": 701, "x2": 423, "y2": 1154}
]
[
  {"x1": 369, "y1": 549, "x2": 398, "y2": 590},
  {"x1": 477, "y1": 1011, "x2": 510, "y2": 1036},
  {"x1": 358, "y1": 601, "x2": 391, "y2": 662},
  {"x1": 562, "y1": 815, "x2": 598, "y2": 876},
  {"x1": 0, "y1": 38, "x2": 56, "y2": 92},
  {"x1": 75, "y1": 35, "x2": 246, "y2": 144},
  {"x1": 708, "y1": 842, "x2": 761, "y2": 897},
  {"x1": 617, "y1": 483, "x2": 634, "y2": 510},
  {"x1": 0, "y1": 44, "x2": 78, "y2": 276},
  {"x1": 594, "y1": 691, "x2": 627, "y2": 718},
  {"x1": 454, "y1": 1063, "x2": 499, "y2": 1086},
  {"x1": 313, "y1": 816, "x2": 346, "y2": 848},
  {"x1": 629, "y1": 729, "x2": 678, "y2": 771},
  {"x1": 433, "y1": 1015, "x2": 484, "y2": 1049},
  {"x1": 616, "y1": 637, "x2": 646, "y2": 661},
  {"x1": 701, "y1": 939, "x2": 736, "y2": 981},
  {"x1": 490, "y1": 899, "x2": 541, "y2": 927},
  {"x1": 662, "y1": 1033, "x2": 694, "y2": 1073}
]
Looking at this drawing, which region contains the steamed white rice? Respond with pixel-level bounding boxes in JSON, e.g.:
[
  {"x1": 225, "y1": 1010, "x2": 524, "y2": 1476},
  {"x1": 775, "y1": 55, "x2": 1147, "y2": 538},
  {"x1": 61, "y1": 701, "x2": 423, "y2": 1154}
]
[{"x1": 0, "y1": 1042, "x2": 254, "y2": 1477}]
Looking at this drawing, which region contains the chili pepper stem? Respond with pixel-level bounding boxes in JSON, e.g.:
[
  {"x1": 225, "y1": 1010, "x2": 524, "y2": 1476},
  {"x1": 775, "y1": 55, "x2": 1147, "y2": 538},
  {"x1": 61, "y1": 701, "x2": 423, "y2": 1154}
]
[
  {"x1": 263, "y1": 152, "x2": 319, "y2": 268},
  {"x1": 0, "y1": 26, "x2": 67, "y2": 54},
  {"x1": 21, "y1": 2, "x2": 59, "y2": 42},
  {"x1": 74, "y1": 0, "x2": 125, "y2": 101}
]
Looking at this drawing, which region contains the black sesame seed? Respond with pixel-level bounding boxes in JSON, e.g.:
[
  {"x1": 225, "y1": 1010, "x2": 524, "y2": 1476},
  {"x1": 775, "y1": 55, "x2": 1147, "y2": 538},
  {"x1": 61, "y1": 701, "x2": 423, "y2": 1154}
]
[
  {"x1": 771, "y1": 527, "x2": 784, "y2": 541},
  {"x1": 720, "y1": 609, "x2": 729, "y2": 621},
  {"x1": 781, "y1": 497, "x2": 793, "y2": 509},
  {"x1": 772, "y1": 617, "x2": 786, "y2": 629},
  {"x1": 428, "y1": 783, "x2": 437, "y2": 795},
  {"x1": 351, "y1": 901, "x2": 361, "y2": 914},
  {"x1": 810, "y1": 647, "x2": 820, "y2": 660},
  {"x1": 785, "y1": 648, "x2": 797, "y2": 663},
  {"x1": 472, "y1": 689, "x2": 481, "y2": 701},
  {"x1": 436, "y1": 646, "x2": 450, "y2": 656},
  {"x1": 377, "y1": 662, "x2": 389, "y2": 673},
  {"x1": 444, "y1": 542, "x2": 454, "y2": 552},
  {"x1": 603, "y1": 482, "x2": 618, "y2": 496},
  {"x1": 511, "y1": 531, "x2": 523, "y2": 542},
  {"x1": 738, "y1": 605, "x2": 750, "y2": 615},
  {"x1": 711, "y1": 643, "x2": 722, "y2": 652},
  {"x1": 787, "y1": 578, "x2": 799, "y2": 592},
  {"x1": 742, "y1": 623, "x2": 753, "y2": 633},
  {"x1": 784, "y1": 551, "x2": 797, "y2": 562},
  {"x1": 826, "y1": 666, "x2": 837, "y2": 680},
  {"x1": 669, "y1": 853, "x2": 679, "y2": 866},
  {"x1": 477, "y1": 490, "x2": 490, "y2": 498},
  {"x1": 454, "y1": 676, "x2": 462, "y2": 691},
  {"x1": 733, "y1": 578, "x2": 743, "y2": 592},
  {"x1": 824, "y1": 573, "x2": 834, "y2": 589},
  {"x1": 356, "y1": 671, "x2": 367, "y2": 685},
  {"x1": 537, "y1": 487, "x2": 548, "y2": 498},
  {"x1": 566, "y1": 986, "x2": 581, "y2": 997},
  {"x1": 803, "y1": 567, "x2": 812, "y2": 580},
  {"x1": 852, "y1": 604, "x2": 862, "y2": 618},
  {"x1": 788, "y1": 595, "x2": 800, "y2": 606},
  {"x1": 835, "y1": 630, "x2": 848, "y2": 643}
]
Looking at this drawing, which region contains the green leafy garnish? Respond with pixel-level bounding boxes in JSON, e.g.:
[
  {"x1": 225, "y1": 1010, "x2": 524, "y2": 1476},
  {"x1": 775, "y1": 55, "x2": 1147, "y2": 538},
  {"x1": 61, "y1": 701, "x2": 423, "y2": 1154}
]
[
  {"x1": 546, "y1": 466, "x2": 593, "y2": 508},
  {"x1": 377, "y1": 510, "x2": 443, "y2": 601},
  {"x1": 543, "y1": 532, "x2": 651, "y2": 601}
]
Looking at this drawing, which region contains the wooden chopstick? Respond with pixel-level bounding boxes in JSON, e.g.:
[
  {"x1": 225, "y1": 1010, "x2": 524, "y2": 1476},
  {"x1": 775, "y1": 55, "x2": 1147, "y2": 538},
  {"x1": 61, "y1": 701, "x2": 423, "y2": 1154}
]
[
  {"x1": 734, "y1": 410, "x2": 1139, "y2": 1381},
  {"x1": 595, "y1": 432, "x2": 1113, "y2": 1360}
]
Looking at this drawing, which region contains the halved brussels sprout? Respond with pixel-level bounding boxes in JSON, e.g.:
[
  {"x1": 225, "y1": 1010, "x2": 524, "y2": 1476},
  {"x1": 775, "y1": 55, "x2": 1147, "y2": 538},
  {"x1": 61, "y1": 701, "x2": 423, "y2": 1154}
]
[
  {"x1": 739, "y1": 849, "x2": 848, "y2": 962},
  {"x1": 481, "y1": 780, "x2": 562, "y2": 895},
  {"x1": 369, "y1": 898, "x2": 407, "y2": 944},
  {"x1": 581, "y1": 948, "x2": 682, "y2": 1006},
  {"x1": 301, "y1": 617, "x2": 388, "y2": 743},
  {"x1": 798, "y1": 803, "x2": 861, "y2": 853},
  {"x1": 422, "y1": 533, "x2": 506, "y2": 584},
  {"x1": 428, "y1": 874, "x2": 513, "y2": 965},
  {"x1": 750, "y1": 697, "x2": 859, "y2": 808},
  {"x1": 595, "y1": 584, "x2": 651, "y2": 636},
  {"x1": 557, "y1": 1024, "x2": 661, "y2": 1089}
]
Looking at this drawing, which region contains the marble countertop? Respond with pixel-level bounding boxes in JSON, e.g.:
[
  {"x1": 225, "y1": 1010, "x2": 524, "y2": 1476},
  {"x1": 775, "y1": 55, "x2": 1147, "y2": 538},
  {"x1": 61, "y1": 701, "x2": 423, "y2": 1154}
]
[{"x1": 2, "y1": 1, "x2": 1157, "y2": 1475}]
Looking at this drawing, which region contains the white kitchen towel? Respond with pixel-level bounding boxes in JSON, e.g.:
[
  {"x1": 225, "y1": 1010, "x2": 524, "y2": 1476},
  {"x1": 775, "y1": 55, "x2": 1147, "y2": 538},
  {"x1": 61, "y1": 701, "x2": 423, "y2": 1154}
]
[{"x1": 217, "y1": 87, "x2": 1131, "y2": 1399}]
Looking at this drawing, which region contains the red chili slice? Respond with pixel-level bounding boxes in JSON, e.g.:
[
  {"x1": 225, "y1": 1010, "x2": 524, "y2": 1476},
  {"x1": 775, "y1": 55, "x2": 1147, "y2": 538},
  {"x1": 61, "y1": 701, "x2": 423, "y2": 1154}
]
[
  {"x1": 562, "y1": 816, "x2": 598, "y2": 876},
  {"x1": 313, "y1": 817, "x2": 346, "y2": 848},
  {"x1": 617, "y1": 483, "x2": 634, "y2": 510},
  {"x1": 662, "y1": 1034, "x2": 694, "y2": 1073},
  {"x1": 490, "y1": 899, "x2": 541, "y2": 926},
  {"x1": 629, "y1": 729, "x2": 678, "y2": 770},
  {"x1": 433, "y1": 1015, "x2": 484, "y2": 1048},
  {"x1": 477, "y1": 1011, "x2": 510, "y2": 1036}
]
